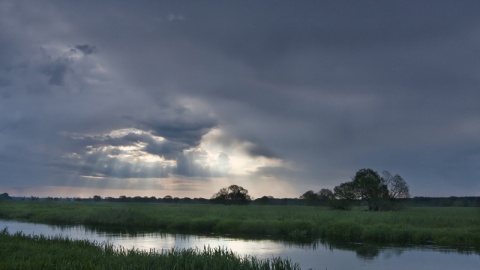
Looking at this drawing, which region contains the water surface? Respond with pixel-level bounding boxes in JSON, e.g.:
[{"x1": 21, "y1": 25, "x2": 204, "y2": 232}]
[{"x1": 1, "y1": 219, "x2": 478, "y2": 270}]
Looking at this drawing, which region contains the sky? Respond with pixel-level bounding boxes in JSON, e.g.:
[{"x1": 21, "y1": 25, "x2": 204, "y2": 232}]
[{"x1": 1, "y1": 1, "x2": 479, "y2": 199}]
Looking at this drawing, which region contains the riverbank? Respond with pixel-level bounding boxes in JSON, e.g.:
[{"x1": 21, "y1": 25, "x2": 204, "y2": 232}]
[
  {"x1": 0, "y1": 201, "x2": 478, "y2": 249},
  {"x1": 0, "y1": 228, "x2": 299, "y2": 269}
]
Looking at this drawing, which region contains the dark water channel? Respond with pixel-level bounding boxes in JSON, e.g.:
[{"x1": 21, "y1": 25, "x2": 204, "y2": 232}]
[{"x1": 1, "y1": 219, "x2": 479, "y2": 270}]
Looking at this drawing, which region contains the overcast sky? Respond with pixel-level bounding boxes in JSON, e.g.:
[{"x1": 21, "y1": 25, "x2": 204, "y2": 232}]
[{"x1": 1, "y1": 1, "x2": 479, "y2": 198}]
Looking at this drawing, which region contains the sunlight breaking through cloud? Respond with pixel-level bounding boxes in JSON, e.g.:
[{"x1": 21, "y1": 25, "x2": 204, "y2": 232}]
[{"x1": 59, "y1": 126, "x2": 292, "y2": 197}]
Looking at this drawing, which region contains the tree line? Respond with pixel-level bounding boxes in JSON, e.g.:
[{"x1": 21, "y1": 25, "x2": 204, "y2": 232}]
[
  {"x1": 2, "y1": 168, "x2": 479, "y2": 208},
  {"x1": 300, "y1": 168, "x2": 410, "y2": 210},
  {"x1": 2, "y1": 191, "x2": 480, "y2": 208}
]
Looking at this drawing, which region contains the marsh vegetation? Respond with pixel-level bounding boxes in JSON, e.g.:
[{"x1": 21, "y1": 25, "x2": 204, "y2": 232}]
[
  {"x1": 1, "y1": 201, "x2": 479, "y2": 250},
  {"x1": 0, "y1": 229, "x2": 299, "y2": 270}
]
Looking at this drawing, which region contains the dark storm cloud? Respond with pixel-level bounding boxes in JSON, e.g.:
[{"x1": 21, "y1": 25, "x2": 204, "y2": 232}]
[
  {"x1": 39, "y1": 44, "x2": 96, "y2": 86},
  {"x1": 1, "y1": 0, "x2": 480, "y2": 197},
  {"x1": 40, "y1": 57, "x2": 69, "y2": 86},
  {"x1": 135, "y1": 114, "x2": 217, "y2": 147},
  {"x1": 75, "y1": 44, "x2": 96, "y2": 55},
  {"x1": 244, "y1": 143, "x2": 278, "y2": 159}
]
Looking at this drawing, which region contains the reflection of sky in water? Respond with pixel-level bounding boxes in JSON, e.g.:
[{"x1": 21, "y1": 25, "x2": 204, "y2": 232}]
[{"x1": 1, "y1": 219, "x2": 479, "y2": 270}]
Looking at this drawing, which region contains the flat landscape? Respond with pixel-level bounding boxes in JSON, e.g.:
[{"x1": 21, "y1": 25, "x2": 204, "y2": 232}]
[{"x1": 1, "y1": 201, "x2": 479, "y2": 249}]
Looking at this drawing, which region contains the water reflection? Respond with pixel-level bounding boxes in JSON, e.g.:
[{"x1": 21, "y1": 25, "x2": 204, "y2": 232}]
[{"x1": 1, "y1": 219, "x2": 479, "y2": 270}]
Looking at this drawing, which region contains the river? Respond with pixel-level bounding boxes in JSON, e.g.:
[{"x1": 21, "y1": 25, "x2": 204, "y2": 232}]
[{"x1": 1, "y1": 219, "x2": 478, "y2": 269}]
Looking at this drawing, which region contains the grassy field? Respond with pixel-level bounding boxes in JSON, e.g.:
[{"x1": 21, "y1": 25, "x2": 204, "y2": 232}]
[
  {"x1": 0, "y1": 229, "x2": 299, "y2": 270},
  {"x1": 0, "y1": 201, "x2": 479, "y2": 249}
]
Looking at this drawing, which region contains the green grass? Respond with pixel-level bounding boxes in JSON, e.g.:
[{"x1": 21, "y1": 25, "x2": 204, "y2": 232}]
[
  {"x1": 1, "y1": 201, "x2": 479, "y2": 249},
  {"x1": 0, "y1": 228, "x2": 300, "y2": 270}
]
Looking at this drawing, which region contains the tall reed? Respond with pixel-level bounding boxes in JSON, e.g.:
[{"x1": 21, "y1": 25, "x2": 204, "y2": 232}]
[{"x1": 0, "y1": 228, "x2": 300, "y2": 270}]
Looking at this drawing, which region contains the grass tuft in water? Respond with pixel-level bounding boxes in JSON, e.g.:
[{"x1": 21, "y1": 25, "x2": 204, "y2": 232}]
[{"x1": 0, "y1": 228, "x2": 300, "y2": 270}]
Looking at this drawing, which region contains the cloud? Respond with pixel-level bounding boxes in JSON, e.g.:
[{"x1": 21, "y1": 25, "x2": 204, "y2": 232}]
[
  {"x1": 40, "y1": 55, "x2": 70, "y2": 86},
  {"x1": 244, "y1": 143, "x2": 278, "y2": 159},
  {"x1": 1, "y1": 0, "x2": 480, "y2": 198},
  {"x1": 59, "y1": 119, "x2": 221, "y2": 179},
  {"x1": 75, "y1": 44, "x2": 96, "y2": 55},
  {"x1": 166, "y1": 14, "x2": 186, "y2": 22}
]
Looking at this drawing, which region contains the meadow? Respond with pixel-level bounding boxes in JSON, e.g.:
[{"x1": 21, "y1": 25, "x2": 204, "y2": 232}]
[
  {"x1": 0, "y1": 201, "x2": 479, "y2": 249},
  {"x1": 0, "y1": 228, "x2": 299, "y2": 270}
]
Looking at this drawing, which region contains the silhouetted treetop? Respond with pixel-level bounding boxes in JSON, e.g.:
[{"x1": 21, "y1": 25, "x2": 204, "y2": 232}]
[
  {"x1": 382, "y1": 171, "x2": 410, "y2": 199},
  {"x1": 333, "y1": 168, "x2": 411, "y2": 211},
  {"x1": 211, "y1": 185, "x2": 251, "y2": 204},
  {"x1": 0, "y1": 193, "x2": 12, "y2": 200},
  {"x1": 299, "y1": 190, "x2": 318, "y2": 200}
]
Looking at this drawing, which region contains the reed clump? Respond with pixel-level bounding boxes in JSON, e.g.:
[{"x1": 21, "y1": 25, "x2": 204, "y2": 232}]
[{"x1": 0, "y1": 229, "x2": 300, "y2": 270}]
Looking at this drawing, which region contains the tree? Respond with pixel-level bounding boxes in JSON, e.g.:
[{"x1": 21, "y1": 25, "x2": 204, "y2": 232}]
[
  {"x1": 332, "y1": 182, "x2": 357, "y2": 210},
  {"x1": 381, "y1": 171, "x2": 410, "y2": 199},
  {"x1": 212, "y1": 187, "x2": 229, "y2": 201},
  {"x1": 255, "y1": 196, "x2": 274, "y2": 205},
  {"x1": 211, "y1": 184, "x2": 251, "y2": 204},
  {"x1": 351, "y1": 168, "x2": 389, "y2": 211},
  {"x1": 300, "y1": 190, "x2": 319, "y2": 200},
  {"x1": 0, "y1": 193, "x2": 12, "y2": 200},
  {"x1": 333, "y1": 182, "x2": 357, "y2": 201},
  {"x1": 333, "y1": 168, "x2": 411, "y2": 211},
  {"x1": 317, "y1": 189, "x2": 334, "y2": 200}
]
